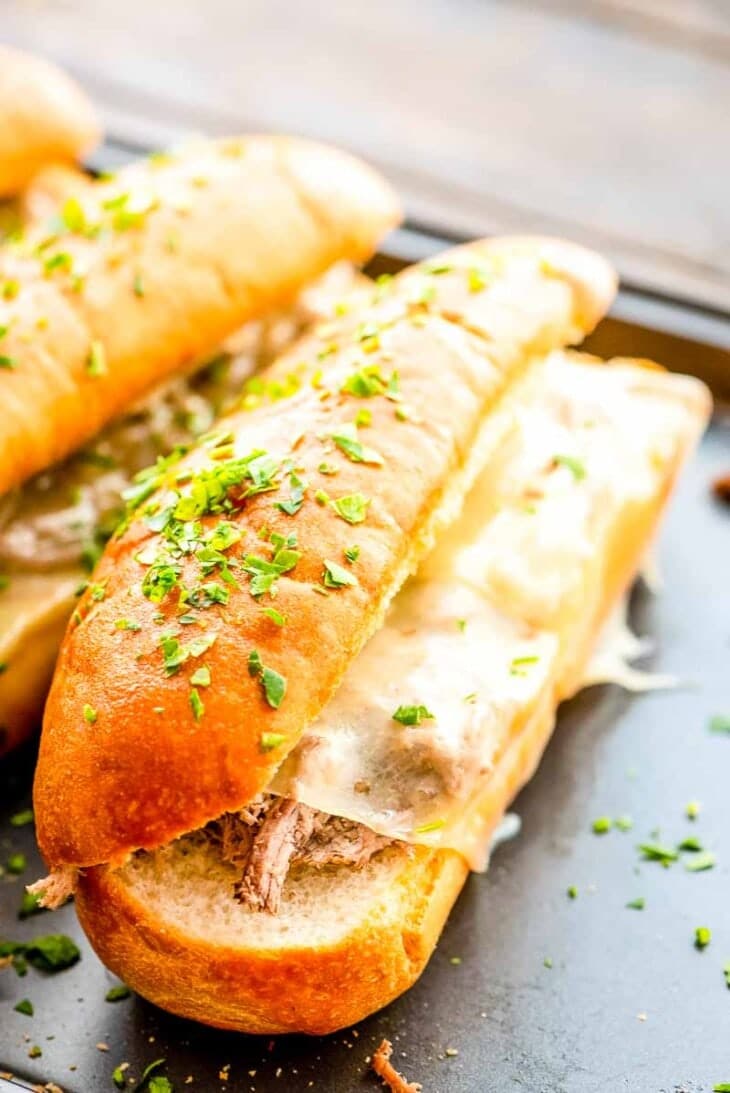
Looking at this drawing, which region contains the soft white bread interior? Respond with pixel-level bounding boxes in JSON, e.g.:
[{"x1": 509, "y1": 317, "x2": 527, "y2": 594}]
[
  {"x1": 0, "y1": 45, "x2": 100, "y2": 197},
  {"x1": 73, "y1": 350, "x2": 710, "y2": 1034}
]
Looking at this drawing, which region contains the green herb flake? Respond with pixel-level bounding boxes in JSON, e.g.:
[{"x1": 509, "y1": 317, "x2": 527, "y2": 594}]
[
  {"x1": 331, "y1": 492, "x2": 370, "y2": 525},
  {"x1": 133, "y1": 273, "x2": 145, "y2": 297},
  {"x1": 260, "y1": 732, "x2": 287, "y2": 752},
  {"x1": 10, "y1": 809, "x2": 33, "y2": 827},
  {"x1": 112, "y1": 1065, "x2": 127, "y2": 1089},
  {"x1": 678, "y1": 836, "x2": 703, "y2": 852},
  {"x1": 330, "y1": 424, "x2": 384, "y2": 466},
  {"x1": 553, "y1": 454, "x2": 586, "y2": 481},
  {"x1": 14, "y1": 997, "x2": 33, "y2": 1016},
  {"x1": 567, "y1": 886, "x2": 578, "y2": 900},
  {"x1": 148, "y1": 1077, "x2": 173, "y2": 1093},
  {"x1": 709, "y1": 714, "x2": 730, "y2": 735},
  {"x1": 323, "y1": 559, "x2": 358, "y2": 589},
  {"x1": 28, "y1": 1044, "x2": 42, "y2": 1058},
  {"x1": 189, "y1": 687, "x2": 205, "y2": 722},
  {"x1": 695, "y1": 926, "x2": 712, "y2": 950},
  {"x1": 83, "y1": 703, "x2": 98, "y2": 724},
  {"x1": 190, "y1": 666, "x2": 211, "y2": 688},
  {"x1": 712, "y1": 1085, "x2": 730, "y2": 1092},
  {"x1": 685, "y1": 800, "x2": 701, "y2": 820},
  {"x1": 615, "y1": 815, "x2": 634, "y2": 832},
  {"x1": 86, "y1": 340, "x2": 107, "y2": 378},
  {"x1": 684, "y1": 851, "x2": 716, "y2": 872},
  {"x1": 449, "y1": 956, "x2": 462, "y2": 965},
  {"x1": 543, "y1": 956, "x2": 553, "y2": 970},
  {"x1": 106, "y1": 983, "x2": 132, "y2": 1002},
  {"x1": 115, "y1": 617, "x2": 141, "y2": 632},
  {"x1": 262, "y1": 606, "x2": 287, "y2": 626},
  {"x1": 18, "y1": 891, "x2": 43, "y2": 919},
  {"x1": 392, "y1": 704, "x2": 435, "y2": 727},
  {"x1": 592, "y1": 817, "x2": 612, "y2": 835},
  {"x1": 0, "y1": 354, "x2": 16, "y2": 370},
  {"x1": 626, "y1": 897, "x2": 645, "y2": 910},
  {"x1": 18, "y1": 934, "x2": 81, "y2": 971},
  {"x1": 510, "y1": 654, "x2": 539, "y2": 676},
  {"x1": 261, "y1": 666, "x2": 286, "y2": 709},
  {"x1": 638, "y1": 842, "x2": 678, "y2": 866},
  {"x1": 7, "y1": 853, "x2": 26, "y2": 874}
]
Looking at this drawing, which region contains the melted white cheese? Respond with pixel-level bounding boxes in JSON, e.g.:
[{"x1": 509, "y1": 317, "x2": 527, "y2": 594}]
[{"x1": 272, "y1": 353, "x2": 708, "y2": 867}]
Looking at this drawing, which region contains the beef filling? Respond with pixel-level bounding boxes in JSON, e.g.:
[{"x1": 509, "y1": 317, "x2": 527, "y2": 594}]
[{"x1": 208, "y1": 794, "x2": 399, "y2": 914}]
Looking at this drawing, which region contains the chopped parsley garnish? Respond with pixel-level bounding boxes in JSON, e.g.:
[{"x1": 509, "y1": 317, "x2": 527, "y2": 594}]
[
  {"x1": 7, "y1": 853, "x2": 26, "y2": 874},
  {"x1": 567, "y1": 886, "x2": 578, "y2": 899},
  {"x1": 685, "y1": 800, "x2": 701, "y2": 820},
  {"x1": 105, "y1": 984, "x2": 132, "y2": 1002},
  {"x1": 0, "y1": 934, "x2": 81, "y2": 971},
  {"x1": 83, "y1": 704, "x2": 98, "y2": 724},
  {"x1": 10, "y1": 809, "x2": 33, "y2": 827},
  {"x1": 685, "y1": 851, "x2": 716, "y2": 872},
  {"x1": 14, "y1": 998, "x2": 33, "y2": 1016},
  {"x1": 344, "y1": 545, "x2": 360, "y2": 564},
  {"x1": 115, "y1": 618, "x2": 141, "y2": 631},
  {"x1": 615, "y1": 815, "x2": 634, "y2": 832},
  {"x1": 695, "y1": 926, "x2": 712, "y2": 949},
  {"x1": 709, "y1": 714, "x2": 730, "y2": 735},
  {"x1": 638, "y1": 842, "x2": 678, "y2": 866},
  {"x1": 592, "y1": 817, "x2": 612, "y2": 835},
  {"x1": 189, "y1": 688, "x2": 205, "y2": 722},
  {"x1": 86, "y1": 340, "x2": 107, "y2": 377},
  {"x1": 242, "y1": 537, "x2": 300, "y2": 598},
  {"x1": 248, "y1": 650, "x2": 287, "y2": 709},
  {"x1": 678, "y1": 835, "x2": 703, "y2": 852},
  {"x1": 276, "y1": 471, "x2": 307, "y2": 515},
  {"x1": 323, "y1": 559, "x2": 358, "y2": 589},
  {"x1": 190, "y1": 666, "x2": 211, "y2": 687},
  {"x1": 0, "y1": 354, "x2": 16, "y2": 370},
  {"x1": 626, "y1": 897, "x2": 645, "y2": 910},
  {"x1": 340, "y1": 363, "x2": 399, "y2": 400},
  {"x1": 392, "y1": 704, "x2": 435, "y2": 726},
  {"x1": 330, "y1": 492, "x2": 370, "y2": 525},
  {"x1": 18, "y1": 891, "x2": 43, "y2": 919},
  {"x1": 330, "y1": 423, "x2": 384, "y2": 466},
  {"x1": 133, "y1": 273, "x2": 145, "y2": 297},
  {"x1": 467, "y1": 266, "x2": 490, "y2": 293},
  {"x1": 510, "y1": 654, "x2": 539, "y2": 676},
  {"x1": 260, "y1": 732, "x2": 287, "y2": 752},
  {"x1": 543, "y1": 956, "x2": 553, "y2": 970},
  {"x1": 160, "y1": 632, "x2": 217, "y2": 676},
  {"x1": 262, "y1": 606, "x2": 287, "y2": 626},
  {"x1": 553, "y1": 454, "x2": 586, "y2": 481}
]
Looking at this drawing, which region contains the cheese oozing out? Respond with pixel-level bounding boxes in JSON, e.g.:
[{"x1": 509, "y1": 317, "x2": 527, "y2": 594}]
[{"x1": 269, "y1": 351, "x2": 709, "y2": 868}]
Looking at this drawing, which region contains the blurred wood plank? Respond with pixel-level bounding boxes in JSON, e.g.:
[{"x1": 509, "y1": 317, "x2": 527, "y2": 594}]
[{"x1": 3, "y1": 0, "x2": 729, "y2": 311}]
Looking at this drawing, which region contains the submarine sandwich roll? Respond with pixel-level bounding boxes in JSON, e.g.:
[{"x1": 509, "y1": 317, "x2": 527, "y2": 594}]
[{"x1": 31, "y1": 237, "x2": 627, "y2": 1028}]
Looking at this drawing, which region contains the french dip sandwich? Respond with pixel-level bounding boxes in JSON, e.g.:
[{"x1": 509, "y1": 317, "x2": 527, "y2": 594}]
[
  {"x1": 0, "y1": 138, "x2": 400, "y2": 755},
  {"x1": 31, "y1": 237, "x2": 709, "y2": 1033}
]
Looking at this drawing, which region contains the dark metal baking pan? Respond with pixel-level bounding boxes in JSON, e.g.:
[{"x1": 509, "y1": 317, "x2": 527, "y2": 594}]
[{"x1": 1, "y1": 203, "x2": 729, "y2": 1093}]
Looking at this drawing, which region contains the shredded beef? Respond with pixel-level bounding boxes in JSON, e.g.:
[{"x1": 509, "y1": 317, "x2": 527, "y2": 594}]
[
  {"x1": 371, "y1": 1039, "x2": 423, "y2": 1093},
  {"x1": 26, "y1": 866, "x2": 78, "y2": 909},
  {"x1": 211, "y1": 794, "x2": 396, "y2": 914}
]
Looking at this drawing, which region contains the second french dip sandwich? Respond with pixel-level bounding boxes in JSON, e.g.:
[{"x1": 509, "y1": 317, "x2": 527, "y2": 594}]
[
  {"x1": 32, "y1": 237, "x2": 629, "y2": 1026},
  {"x1": 0, "y1": 137, "x2": 399, "y2": 755}
]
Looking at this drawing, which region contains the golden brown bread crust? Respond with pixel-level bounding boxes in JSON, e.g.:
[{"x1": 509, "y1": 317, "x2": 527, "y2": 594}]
[
  {"x1": 0, "y1": 136, "x2": 400, "y2": 494},
  {"x1": 0, "y1": 45, "x2": 99, "y2": 197},
  {"x1": 34, "y1": 237, "x2": 615, "y2": 870},
  {"x1": 72, "y1": 403, "x2": 695, "y2": 1035}
]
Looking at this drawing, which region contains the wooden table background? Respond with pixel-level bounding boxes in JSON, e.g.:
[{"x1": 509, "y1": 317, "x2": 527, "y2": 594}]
[{"x1": 3, "y1": 0, "x2": 729, "y2": 311}]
